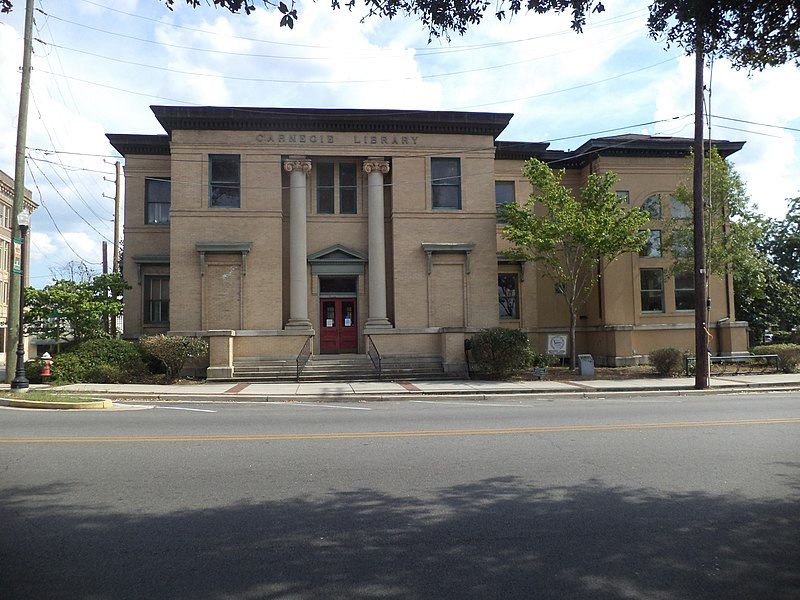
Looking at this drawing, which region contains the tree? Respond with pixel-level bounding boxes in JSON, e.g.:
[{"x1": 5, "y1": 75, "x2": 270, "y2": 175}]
[
  {"x1": 500, "y1": 158, "x2": 649, "y2": 369},
  {"x1": 664, "y1": 146, "x2": 770, "y2": 299},
  {"x1": 737, "y1": 198, "x2": 800, "y2": 342},
  {"x1": 24, "y1": 272, "x2": 129, "y2": 347}
]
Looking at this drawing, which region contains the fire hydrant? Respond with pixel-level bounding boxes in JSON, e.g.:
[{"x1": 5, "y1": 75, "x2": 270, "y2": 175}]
[{"x1": 40, "y1": 352, "x2": 52, "y2": 382}]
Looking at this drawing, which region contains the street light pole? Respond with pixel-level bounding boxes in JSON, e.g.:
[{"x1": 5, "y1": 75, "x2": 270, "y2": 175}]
[{"x1": 10, "y1": 209, "x2": 31, "y2": 393}]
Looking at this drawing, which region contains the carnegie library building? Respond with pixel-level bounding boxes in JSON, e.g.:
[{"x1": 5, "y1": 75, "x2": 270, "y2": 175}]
[{"x1": 108, "y1": 106, "x2": 749, "y2": 379}]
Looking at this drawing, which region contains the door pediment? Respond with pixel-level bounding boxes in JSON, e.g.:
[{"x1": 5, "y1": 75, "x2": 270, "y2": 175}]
[{"x1": 308, "y1": 245, "x2": 367, "y2": 275}]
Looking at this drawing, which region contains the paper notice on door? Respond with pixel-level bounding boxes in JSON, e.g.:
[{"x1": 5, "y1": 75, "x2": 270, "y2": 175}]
[
  {"x1": 326, "y1": 319, "x2": 334, "y2": 327},
  {"x1": 344, "y1": 318, "x2": 352, "y2": 327}
]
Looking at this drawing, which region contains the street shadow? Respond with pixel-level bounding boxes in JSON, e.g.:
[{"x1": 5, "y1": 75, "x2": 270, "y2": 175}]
[{"x1": 2, "y1": 475, "x2": 799, "y2": 599}]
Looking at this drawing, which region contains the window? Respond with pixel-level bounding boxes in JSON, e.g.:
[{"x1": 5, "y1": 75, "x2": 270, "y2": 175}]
[
  {"x1": 495, "y1": 181, "x2": 515, "y2": 219},
  {"x1": 0, "y1": 279, "x2": 7, "y2": 304},
  {"x1": 616, "y1": 190, "x2": 630, "y2": 204},
  {"x1": 319, "y1": 276, "x2": 357, "y2": 295},
  {"x1": 209, "y1": 154, "x2": 240, "y2": 208},
  {"x1": 642, "y1": 194, "x2": 662, "y2": 219},
  {"x1": 640, "y1": 268, "x2": 664, "y2": 312},
  {"x1": 498, "y1": 273, "x2": 519, "y2": 319},
  {"x1": 0, "y1": 239, "x2": 9, "y2": 272},
  {"x1": 316, "y1": 162, "x2": 358, "y2": 214},
  {"x1": 145, "y1": 178, "x2": 170, "y2": 224},
  {"x1": 431, "y1": 157, "x2": 461, "y2": 209},
  {"x1": 674, "y1": 271, "x2": 695, "y2": 311},
  {"x1": 144, "y1": 276, "x2": 169, "y2": 324},
  {"x1": 0, "y1": 204, "x2": 9, "y2": 228},
  {"x1": 668, "y1": 195, "x2": 691, "y2": 219},
  {"x1": 640, "y1": 230, "x2": 662, "y2": 257}
]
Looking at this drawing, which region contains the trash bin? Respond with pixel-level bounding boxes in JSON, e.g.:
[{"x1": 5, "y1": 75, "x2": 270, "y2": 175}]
[{"x1": 578, "y1": 354, "x2": 595, "y2": 377}]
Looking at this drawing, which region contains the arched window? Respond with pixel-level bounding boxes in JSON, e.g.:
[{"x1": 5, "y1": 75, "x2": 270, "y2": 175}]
[{"x1": 642, "y1": 194, "x2": 662, "y2": 219}]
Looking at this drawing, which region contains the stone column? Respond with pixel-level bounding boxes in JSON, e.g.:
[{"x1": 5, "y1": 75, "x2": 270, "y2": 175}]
[
  {"x1": 283, "y1": 157, "x2": 313, "y2": 329},
  {"x1": 364, "y1": 158, "x2": 392, "y2": 328}
]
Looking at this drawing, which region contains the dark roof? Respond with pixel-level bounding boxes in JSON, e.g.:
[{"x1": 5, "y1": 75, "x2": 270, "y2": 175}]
[
  {"x1": 495, "y1": 133, "x2": 744, "y2": 165},
  {"x1": 106, "y1": 134, "x2": 170, "y2": 156},
  {"x1": 149, "y1": 106, "x2": 513, "y2": 138}
]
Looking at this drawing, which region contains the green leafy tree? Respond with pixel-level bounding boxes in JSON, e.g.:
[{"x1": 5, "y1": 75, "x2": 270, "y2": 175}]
[
  {"x1": 501, "y1": 158, "x2": 649, "y2": 369},
  {"x1": 664, "y1": 146, "x2": 771, "y2": 297},
  {"x1": 737, "y1": 198, "x2": 800, "y2": 342},
  {"x1": 24, "y1": 272, "x2": 129, "y2": 347}
]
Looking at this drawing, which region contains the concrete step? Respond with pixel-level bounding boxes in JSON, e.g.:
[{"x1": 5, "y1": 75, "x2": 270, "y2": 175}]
[{"x1": 223, "y1": 353, "x2": 451, "y2": 382}]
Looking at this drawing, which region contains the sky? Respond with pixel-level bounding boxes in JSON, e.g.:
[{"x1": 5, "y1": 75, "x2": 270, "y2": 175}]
[{"x1": 0, "y1": 0, "x2": 798, "y2": 287}]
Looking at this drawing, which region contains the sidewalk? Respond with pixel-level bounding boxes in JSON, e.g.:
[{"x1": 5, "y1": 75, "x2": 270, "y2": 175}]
[{"x1": 11, "y1": 372, "x2": 800, "y2": 402}]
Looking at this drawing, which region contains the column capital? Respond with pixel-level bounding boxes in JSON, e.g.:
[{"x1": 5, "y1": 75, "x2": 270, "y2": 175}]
[
  {"x1": 363, "y1": 159, "x2": 390, "y2": 175},
  {"x1": 283, "y1": 157, "x2": 312, "y2": 173}
]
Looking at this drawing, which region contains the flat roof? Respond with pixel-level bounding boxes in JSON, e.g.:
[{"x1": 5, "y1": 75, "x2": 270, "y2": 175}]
[{"x1": 149, "y1": 106, "x2": 514, "y2": 138}]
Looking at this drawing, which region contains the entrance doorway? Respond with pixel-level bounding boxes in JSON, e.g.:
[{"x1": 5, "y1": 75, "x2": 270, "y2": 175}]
[{"x1": 320, "y1": 298, "x2": 357, "y2": 353}]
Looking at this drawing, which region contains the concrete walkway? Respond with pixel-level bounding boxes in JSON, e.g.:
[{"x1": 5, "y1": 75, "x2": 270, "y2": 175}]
[{"x1": 8, "y1": 372, "x2": 799, "y2": 401}]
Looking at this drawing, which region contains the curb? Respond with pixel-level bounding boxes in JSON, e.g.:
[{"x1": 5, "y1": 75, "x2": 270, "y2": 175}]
[
  {"x1": 67, "y1": 384, "x2": 800, "y2": 404},
  {"x1": 2, "y1": 397, "x2": 113, "y2": 410}
]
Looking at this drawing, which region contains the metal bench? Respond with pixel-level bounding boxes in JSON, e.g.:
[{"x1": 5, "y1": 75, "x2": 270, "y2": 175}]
[
  {"x1": 532, "y1": 367, "x2": 548, "y2": 380},
  {"x1": 684, "y1": 354, "x2": 779, "y2": 376}
]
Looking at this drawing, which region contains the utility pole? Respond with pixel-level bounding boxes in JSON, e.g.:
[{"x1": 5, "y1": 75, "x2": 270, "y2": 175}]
[
  {"x1": 103, "y1": 160, "x2": 122, "y2": 337},
  {"x1": 6, "y1": 0, "x2": 36, "y2": 383},
  {"x1": 102, "y1": 241, "x2": 109, "y2": 335},
  {"x1": 112, "y1": 160, "x2": 121, "y2": 273},
  {"x1": 693, "y1": 30, "x2": 710, "y2": 390}
]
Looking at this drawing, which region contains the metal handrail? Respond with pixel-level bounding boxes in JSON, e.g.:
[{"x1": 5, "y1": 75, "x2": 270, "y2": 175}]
[
  {"x1": 296, "y1": 335, "x2": 313, "y2": 382},
  {"x1": 366, "y1": 334, "x2": 382, "y2": 378}
]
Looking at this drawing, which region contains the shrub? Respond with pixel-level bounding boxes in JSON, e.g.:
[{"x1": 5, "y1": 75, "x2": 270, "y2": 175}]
[
  {"x1": 751, "y1": 344, "x2": 800, "y2": 373},
  {"x1": 24, "y1": 358, "x2": 46, "y2": 383},
  {"x1": 139, "y1": 335, "x2": 209, "y2": 382},
  {"x1": 469, "y1": 328, "x2": 536, "y2": 378},
  {"x1": 649, "y1": 347, "x2": 685, "y2": 377},
  {"x1": 50, "y1": 338, "x2": 149, "y2": 383}
]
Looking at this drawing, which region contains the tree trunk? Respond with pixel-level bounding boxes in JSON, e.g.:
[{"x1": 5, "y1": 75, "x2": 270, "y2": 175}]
[{"x1": 569, "y1": 309, "x2": 577, "y2": 371}]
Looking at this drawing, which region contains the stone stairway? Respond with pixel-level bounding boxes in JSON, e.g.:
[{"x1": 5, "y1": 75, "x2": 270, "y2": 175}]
[{"x1": 227, "y1": 353, "x2": 450, "y2": 382}]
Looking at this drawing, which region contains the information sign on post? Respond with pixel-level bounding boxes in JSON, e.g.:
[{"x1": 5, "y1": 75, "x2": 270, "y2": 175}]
[
  {"x1": 546, "y1": 334, "x2": 568, "y2": 356},
  {"x1": 12, "y1": 238, "x2": 22, "y2": 275}
]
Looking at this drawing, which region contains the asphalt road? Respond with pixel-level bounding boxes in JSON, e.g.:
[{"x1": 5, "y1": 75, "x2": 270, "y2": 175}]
[{"x1": 2, "y1": 392, "x2": 799, "y2": 599}]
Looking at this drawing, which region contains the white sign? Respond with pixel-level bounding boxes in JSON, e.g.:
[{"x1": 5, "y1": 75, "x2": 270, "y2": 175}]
[
  {"x1": 326, "y1": 319, "x2": 334, "y2": 327},
  {"x1": 344, "y1": 318, "x2": 352, "y2": 327},
  {"x1": 547, "y1": 334, "x2": 568, "y2": 356}
]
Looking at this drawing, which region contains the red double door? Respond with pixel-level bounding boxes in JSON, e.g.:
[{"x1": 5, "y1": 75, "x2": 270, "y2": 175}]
[{"x1": 320, "y1": 298, "x2": 357, "y2": 353}]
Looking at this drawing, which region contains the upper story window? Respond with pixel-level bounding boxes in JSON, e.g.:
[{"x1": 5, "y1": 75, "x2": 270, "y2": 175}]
[
  {"x1": 316, "y1": 161, "x2": 358, "y2": 214},
  {"x1": 668, "y1": 195, "x2": 691, "y2": 219},
  {"x1": 0, "y1": 239, "x2": 9, "y2": 273},
  {"x1": 0, "y1": 204, "x2": 9, "y2": 229},
  {"x1": 495, "y1": 181, "x2": 515, "y2": 220},
  {"x1": 209, "y1": 154, "x2": 240, "y2": 208},
  {"x1": 145, "y1": 177, "x2": 170, "y2": 224},
  {"x1": 639, "y1": 230, "x2": 662, "y2": 257},
  {"x1": 642, "y1": 194, "x2": 662, "y2": 219},
  {"x1": 431, "y1": 157, "x2": 461, "y2": 210},
  {"x1": 640, "y1": 268, "x2": 664, "y2": 313}
]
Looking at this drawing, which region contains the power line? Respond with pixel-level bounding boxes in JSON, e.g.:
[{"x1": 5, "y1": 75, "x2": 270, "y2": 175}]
[
  {"x1": 25, "y1": 160, "x2": 103, "y2": 266},
  {"x1": 30, "y1": 91, "x2": 114, "y2": 221},
  {"x1": 27, "y1": 159, "x2": 113, "y2": 243},
  {"x1": 67, "y1": 1, "x2": 649, "y2": 54},
  {"x1": 711, "y1": 114, "x2": 800, "y2": 134},
  {"x1": 37, "y1": 27, "x2": 644, "y2": 85}
]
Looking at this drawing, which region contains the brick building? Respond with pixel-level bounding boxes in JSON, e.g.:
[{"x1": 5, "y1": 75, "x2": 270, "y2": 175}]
[{"x1": 108, "y1": 106, "x2": 748, "y2": 379}]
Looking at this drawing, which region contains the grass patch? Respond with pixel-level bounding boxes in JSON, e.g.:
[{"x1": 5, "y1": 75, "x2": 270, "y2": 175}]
[{"x1": 3, "y1": 390, "x2": 101, "y2": 403}]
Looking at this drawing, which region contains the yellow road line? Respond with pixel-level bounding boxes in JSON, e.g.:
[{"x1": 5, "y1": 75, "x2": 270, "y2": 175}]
[{"x1": 1, "y1": 417, "x2": 799, "y2": 444}]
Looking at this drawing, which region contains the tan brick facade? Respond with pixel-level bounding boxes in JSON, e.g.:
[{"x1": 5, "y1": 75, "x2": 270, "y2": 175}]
[{"x1": 108, "y1": 108, "x2": 748, "y2": 377}]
